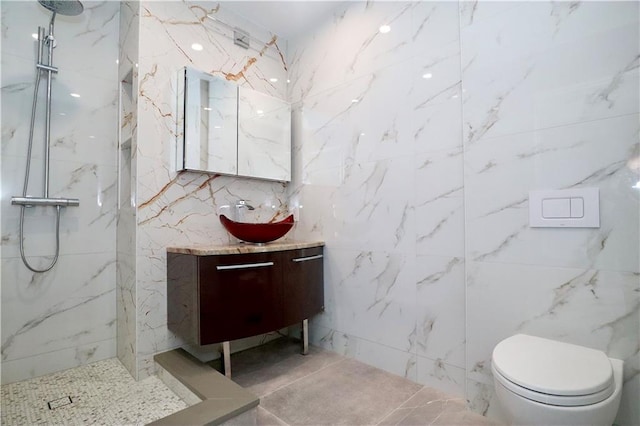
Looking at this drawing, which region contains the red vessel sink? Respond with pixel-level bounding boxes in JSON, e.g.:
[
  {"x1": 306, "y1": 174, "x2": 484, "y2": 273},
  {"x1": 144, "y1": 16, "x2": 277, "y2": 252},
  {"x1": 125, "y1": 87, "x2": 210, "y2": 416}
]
[{"x1": 219, "y1": 214, "x2": 294, "y2": 244}]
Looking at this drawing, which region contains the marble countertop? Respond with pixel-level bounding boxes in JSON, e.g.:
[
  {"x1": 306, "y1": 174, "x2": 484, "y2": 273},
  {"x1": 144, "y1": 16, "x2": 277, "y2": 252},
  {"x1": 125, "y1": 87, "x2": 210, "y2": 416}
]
[{"x1": 167, "y1": 240, "x2": 324, "y2": 256}]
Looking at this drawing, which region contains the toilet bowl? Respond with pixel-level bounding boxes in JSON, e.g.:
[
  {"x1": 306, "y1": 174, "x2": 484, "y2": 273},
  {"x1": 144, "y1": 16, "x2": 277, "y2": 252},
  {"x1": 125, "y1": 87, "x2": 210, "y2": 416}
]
[{"x1": 492, "y1": 334, "x2": 623, "y2": 426}]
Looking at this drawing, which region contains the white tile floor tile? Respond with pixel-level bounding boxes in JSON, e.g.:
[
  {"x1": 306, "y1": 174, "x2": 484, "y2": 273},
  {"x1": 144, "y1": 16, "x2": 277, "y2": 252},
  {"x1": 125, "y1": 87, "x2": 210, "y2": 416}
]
[{"x1": 1, "y1": 358, "x2": 187, "y2": 425}]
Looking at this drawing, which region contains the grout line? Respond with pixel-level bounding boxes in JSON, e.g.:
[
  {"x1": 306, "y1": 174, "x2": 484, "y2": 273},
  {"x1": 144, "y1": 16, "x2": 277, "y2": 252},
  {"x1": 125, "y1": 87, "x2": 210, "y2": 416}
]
[
  {"x1": 373, "y1": 385, "x2": 424, "y2": 425},
  {"x1": 258, "y1": 356, "x2": 347, "y2": 399},
  {"x1": 259, "y1": 406, "x2": 291, "y2": 426},
  {"x1": 375, "y1": 406, "x2": 413, "y2": 426}
]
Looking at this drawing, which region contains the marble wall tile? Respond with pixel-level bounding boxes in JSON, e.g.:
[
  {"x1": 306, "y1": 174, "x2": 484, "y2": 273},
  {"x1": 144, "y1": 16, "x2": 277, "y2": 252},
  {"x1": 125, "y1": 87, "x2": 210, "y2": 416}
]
[
  {"x1": 116, "y1": 0, "x2": 139, "y2": 380},
  {"x1": 310, "y1": 324, "x2": 417, "y2": 382},
  {"x1": 1, "y1": 337, "x2": 115, "y2": 385},
  {"x1": 416, "y1": 355, "x2": 465, "y2": 397},
  {"x1": 465, "y1": 261, "x2": 639, "y2": 384},
  {"x1": 415, "y1": 255, "x2": 465, "y2": 368},
  {"x1": 132, "y1": 0, "x2": 290, "y2": 378},
  {"x1": 289, "y1": 2, "x2": 460, "y2": 103},
  {"x1": 289, "y1": 0, "x2": 464, "y2": 398},
  {"x1": 316, "y1": 248, "x2": 417, "y2": 354},
  {"x1": 1, "y1": 254, "x2": 116, "y2": 365},
  {"x1": 1, "y1": 0, "x2": 119, "y2": 383},
  {"x1": 464, "y1": 114, "x2": 639, "y2": 272},
  {"x1": 1, "y1": 161, "x2": 117, "y2": 258},
  {"x1": 460, "y1": 3, "x2": 639, "y2": 424},
  {"x1": 414, "y1": 149, "x2": 464, "y2": 258},
  {"x1": 461, "y1": 1, "x2": 639, "y2": 144}
]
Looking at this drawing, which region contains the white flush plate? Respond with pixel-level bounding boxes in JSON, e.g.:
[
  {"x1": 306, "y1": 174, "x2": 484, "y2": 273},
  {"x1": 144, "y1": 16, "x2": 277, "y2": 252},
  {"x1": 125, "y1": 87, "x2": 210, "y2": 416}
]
[{"x1": 529, "y1": 188, "x2": 599, "y2": 228}]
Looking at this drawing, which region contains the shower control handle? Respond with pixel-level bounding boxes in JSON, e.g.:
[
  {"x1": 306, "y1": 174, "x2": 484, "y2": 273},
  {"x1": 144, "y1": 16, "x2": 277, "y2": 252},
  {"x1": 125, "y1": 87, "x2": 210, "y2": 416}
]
[{"x1": 11, "y1": 196, "x2": 80, "y2": 208}]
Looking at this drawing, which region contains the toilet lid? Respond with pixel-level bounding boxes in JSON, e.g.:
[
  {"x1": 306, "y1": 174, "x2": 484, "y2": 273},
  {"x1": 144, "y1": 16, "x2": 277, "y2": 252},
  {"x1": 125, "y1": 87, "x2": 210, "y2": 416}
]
[{"x1": 492, "y1": 334, "x2": 613, "y2": 397}]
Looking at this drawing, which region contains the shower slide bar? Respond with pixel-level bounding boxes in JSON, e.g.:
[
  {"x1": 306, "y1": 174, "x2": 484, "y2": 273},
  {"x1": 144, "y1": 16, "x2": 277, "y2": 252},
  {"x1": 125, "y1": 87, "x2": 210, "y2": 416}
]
[{"x1": 11, "y1": 196, "x2": 80, "y2": 208}]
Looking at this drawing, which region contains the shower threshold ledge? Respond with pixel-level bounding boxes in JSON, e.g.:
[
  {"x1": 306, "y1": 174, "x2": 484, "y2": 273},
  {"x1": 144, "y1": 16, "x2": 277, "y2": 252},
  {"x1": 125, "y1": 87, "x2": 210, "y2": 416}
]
[{"x1": 151, "y1": 349, "x2": 259, "y2": 426}]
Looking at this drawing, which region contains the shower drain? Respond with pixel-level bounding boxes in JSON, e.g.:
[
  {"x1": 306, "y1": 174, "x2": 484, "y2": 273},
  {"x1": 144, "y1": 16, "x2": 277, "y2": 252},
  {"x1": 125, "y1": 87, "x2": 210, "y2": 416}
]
[{"x1": 47, "y1": 396, "x2": 73, "y2": 410}]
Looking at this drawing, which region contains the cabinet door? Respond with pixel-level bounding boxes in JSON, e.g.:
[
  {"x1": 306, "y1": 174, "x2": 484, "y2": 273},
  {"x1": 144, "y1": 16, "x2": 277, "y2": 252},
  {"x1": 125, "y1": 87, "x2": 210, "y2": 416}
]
[
  {"x1": 280, "y1": 247, "x2": 324, "y2": 325},
  {"x1": 198, "y1": 252, "x2": 282, "y2": 345}
]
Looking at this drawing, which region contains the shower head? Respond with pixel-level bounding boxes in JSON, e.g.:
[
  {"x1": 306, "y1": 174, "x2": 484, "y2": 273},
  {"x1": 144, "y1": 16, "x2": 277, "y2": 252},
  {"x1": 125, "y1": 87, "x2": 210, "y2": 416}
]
[{"x1": 38, "y1": 0, "x2": 84, "y2": 16}]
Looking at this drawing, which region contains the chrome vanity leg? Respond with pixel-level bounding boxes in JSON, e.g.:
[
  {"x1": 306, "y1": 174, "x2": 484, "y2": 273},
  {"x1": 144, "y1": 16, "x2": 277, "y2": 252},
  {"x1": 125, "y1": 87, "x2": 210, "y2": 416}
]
[
  {"x1": 222, "y1": 341, "x2": 232, "y2": 378},
  {"x1": 302, "y1": 319, "x2": 309, "y2": 355}
]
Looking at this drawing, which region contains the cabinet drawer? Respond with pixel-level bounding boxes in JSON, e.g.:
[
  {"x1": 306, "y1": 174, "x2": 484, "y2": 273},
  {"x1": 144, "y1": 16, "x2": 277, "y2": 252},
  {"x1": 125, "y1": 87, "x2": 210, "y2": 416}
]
[
  {"x1": 280, "y1": 247, "x2": 324, "y2": 325},
  {"x1": 198, "y1": 253, "x2": 282, "y2": 344}
]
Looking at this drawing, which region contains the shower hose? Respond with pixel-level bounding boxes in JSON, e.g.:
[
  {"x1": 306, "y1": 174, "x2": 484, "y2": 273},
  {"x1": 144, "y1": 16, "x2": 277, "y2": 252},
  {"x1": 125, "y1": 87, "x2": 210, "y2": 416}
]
[{"x1": 19, "y1": 63, "x2": 61, "y2": 273}]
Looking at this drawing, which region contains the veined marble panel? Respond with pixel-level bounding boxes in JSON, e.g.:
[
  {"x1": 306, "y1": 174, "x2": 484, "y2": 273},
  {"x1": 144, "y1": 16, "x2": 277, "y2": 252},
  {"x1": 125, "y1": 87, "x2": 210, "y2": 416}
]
[
  {"x1": 415, "y1": 255, "x2": 465, "y2": 368},
  {"x1": 465, "y1": 379, "x2": 506, "y2": 422},
  {"x1": 116, "y1": 249, "x2": 136, "y2": 377},
  {"x1": 1, "y1": 1, "x2": 119, "y2": 81},
  {"x1": 461, "y1": 1, "x2": 639, "y2": 144},
  {"x1": 411, "y1": 42, "x2": 463, "y2": 154},
  {"x1": 465, "y1": 261, "x2": 639, "y2": 386},
  {"x1": 1, "y1": 338, "x2": 115, "y2": 385},
  {"x1": 134, "y1": 0, "x2": 290, "y2": 375},
  {"x1": 1, "y1": 160, "x2": 117, "y2": 259},
  {"x1": 1, "y1": 254, "x2": 116, "y2": 364},
  {"x1": 325, "y1": 156, "x2": 415, "y2": 253},
  {"x1": 1, "y1": 0, "x2": 119, "y2": 383},
  {"x1": 288, "y1": 1, "x2": 460, "y2": 103},
  {"x1": 414, "y1": 149, "x2": 464, "y2": 258},
  {"x1": 458, "y1": 1, "x2": 519, "y2": 30},
  {"x1": 465, "y1": 114, "x2": 639, "y2": 272},
  {"x1": 138, "y1": 1, "x2": 287, "y2": 99},
  {"x1": 316, "y1": 248, "x2": 417, "y2": 353},
  {"x1": 416, "y1": 355, "x2": 465, "y2": 397},
  {"x1": 310, "y1": 324, "x2": 417, "y2": 382},
  {"x1": 1, "y1": 54, "x2": 118, "y2": 164}
]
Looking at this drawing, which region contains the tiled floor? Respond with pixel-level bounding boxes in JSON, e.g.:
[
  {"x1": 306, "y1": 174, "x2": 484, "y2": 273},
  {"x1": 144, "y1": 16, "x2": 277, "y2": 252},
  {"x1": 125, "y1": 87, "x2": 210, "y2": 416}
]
[
  {"x1": 0, "y1": 358, "x2": 187, "y2": 425},
  {"x1": 212, "y1": 338, "x2": 501, "y2": 426}
]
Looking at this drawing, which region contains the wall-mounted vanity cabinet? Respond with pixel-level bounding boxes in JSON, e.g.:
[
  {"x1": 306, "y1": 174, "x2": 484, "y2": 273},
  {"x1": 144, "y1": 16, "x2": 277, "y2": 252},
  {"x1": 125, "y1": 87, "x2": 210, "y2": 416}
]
[
  {"x1": 176, "y1": 67, "x2": 291, "y2": 182},
  {"x1": 166, "y1": 242, "x2": 324, "y2": 346}
]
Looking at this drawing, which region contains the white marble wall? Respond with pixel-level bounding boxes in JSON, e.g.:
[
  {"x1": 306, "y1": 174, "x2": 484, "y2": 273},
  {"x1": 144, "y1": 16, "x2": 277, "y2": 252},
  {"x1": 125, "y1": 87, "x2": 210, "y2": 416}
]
[
  {"x1": 288, "y1": 1, "x2": 467, "y2": 396},
  {"x1": 289, "y1": 1, "x2": 639, "y2": 425},
  {"x1": 0, "y1": 1, "x2": 120, "y2": 383},
  {"x1": 132, "y1": 0, "x2": 290, "y2": 379},
  {"x1": 460, "y1": 2, "x2": 639, "y2": 424},
  {"x1": 116, "y1": 0, "x2": 140, "y2": 379}
]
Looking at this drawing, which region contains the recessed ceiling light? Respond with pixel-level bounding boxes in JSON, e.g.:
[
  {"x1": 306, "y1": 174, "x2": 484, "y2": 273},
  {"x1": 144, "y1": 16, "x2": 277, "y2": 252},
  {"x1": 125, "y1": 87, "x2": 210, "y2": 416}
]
[
  {"x1": 422, "y1": 73, "x2": 433, "y2": 79},
  {"x1": 257, "y1": 110, "x2": 264, "y2": 114},
  {"x1": 89, "y1": 135, "x2": 96, "y2": 139},
  {"x1": 191, "y1": 43, "x2": 203, "y2": 51},
  {"x1": 214, "y1": 126, "x2": 222, "y2": 129},
  {"x1": 286, "y1": 79, "x2": 291, "y2": 83},
  {"x1": 379, "y1": 25, "x2": 391, "y2": 34},
  {"x1": 351, "y1": 99, "x2": 359, "y2": 103},
  {"x1": 31, "y1": 33, "x2": 38, "y2": 40},
  {"x1": 203, "y1": 107, "x2": 212, "y2": 111},
  {"x1": 70, "y1": 93, "x2": 80, "y2": 98},
  {"x1": 269, "y1": 78, "x2": 278, "y2": 82}
]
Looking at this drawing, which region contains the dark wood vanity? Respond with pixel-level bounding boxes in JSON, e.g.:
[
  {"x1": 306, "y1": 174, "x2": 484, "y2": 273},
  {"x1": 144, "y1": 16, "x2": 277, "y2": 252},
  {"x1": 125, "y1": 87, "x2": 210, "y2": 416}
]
[{"x1": 167, "y1": 242, "x2": 324, "y2": 375}]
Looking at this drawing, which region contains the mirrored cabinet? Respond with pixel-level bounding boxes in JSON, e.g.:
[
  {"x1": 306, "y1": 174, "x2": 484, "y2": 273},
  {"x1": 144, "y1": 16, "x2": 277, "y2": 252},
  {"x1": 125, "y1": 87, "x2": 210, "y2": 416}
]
[{"x1": 176, "y1": 67, "x2": 291, "y2": 182}]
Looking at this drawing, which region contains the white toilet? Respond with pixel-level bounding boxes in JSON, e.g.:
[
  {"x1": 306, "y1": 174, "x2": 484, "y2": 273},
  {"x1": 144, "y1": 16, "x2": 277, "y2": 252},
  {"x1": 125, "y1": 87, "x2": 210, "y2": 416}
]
[{"x1": 492, "y1": 334, "x2": 623, "y2": 426}]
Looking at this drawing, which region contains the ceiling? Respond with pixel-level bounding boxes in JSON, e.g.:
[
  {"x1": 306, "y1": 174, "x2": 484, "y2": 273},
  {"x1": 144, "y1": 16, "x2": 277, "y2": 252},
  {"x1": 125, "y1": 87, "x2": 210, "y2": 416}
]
[{"x1": 221, "y1": 1, "x2": 347, "y2": 40}]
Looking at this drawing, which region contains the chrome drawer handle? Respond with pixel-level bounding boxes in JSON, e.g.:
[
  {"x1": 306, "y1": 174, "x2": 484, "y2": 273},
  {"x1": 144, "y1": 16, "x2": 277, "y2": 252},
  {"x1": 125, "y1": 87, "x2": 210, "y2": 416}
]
[
  {"x1": 292, "y1": 254, "x2": 323, "y2": 263},
  {"x1": 216, "y1": 261, "x2": 274, "y2": 270}
]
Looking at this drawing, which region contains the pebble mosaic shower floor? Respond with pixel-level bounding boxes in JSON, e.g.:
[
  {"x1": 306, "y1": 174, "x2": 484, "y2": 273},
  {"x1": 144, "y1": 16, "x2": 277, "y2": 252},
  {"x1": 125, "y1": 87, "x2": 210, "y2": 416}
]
[{"x1": 0, "y1": 358, "x2": 188, "y2": 425}]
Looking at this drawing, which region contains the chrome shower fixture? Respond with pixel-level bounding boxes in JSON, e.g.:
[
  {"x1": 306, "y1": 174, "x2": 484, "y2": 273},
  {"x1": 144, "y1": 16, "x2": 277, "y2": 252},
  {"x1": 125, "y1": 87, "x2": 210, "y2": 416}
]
[
  {"x1": 10, "y1": 0, "x2": 84, "y2": 272},
  {"x1": 37, "y1": 0, "x2": 84, "y2": 16}
]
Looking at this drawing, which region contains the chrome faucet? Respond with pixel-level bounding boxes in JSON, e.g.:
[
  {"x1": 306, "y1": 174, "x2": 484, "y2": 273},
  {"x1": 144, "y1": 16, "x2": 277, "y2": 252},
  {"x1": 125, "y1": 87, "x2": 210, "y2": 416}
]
[{"x1": 235, "y1": 200, "x2": 255, "y2": 210}]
